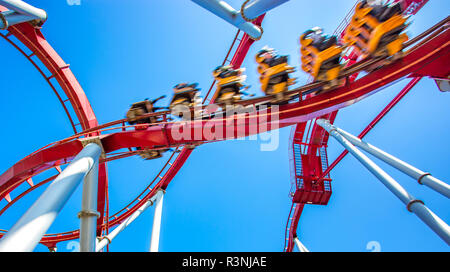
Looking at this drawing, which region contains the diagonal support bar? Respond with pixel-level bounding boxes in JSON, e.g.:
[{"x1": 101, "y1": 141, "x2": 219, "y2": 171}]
[
  {"x1": 0, "y1": 143, "x2": 101, "y2": 252},
  {"x1": 150, "y1": 189, "x2": 165, "y2": 252},
  {"x1": 317, "y1": 119, "x2": 450, "y2": 245},
  {"x1": 294, "y1": 237, "x2": 309, "y2": 252},
  {"x1": 191, "y1": 0, "x2": 288, "y2": 39},
  {"x1": 336, "y1": 127, "x2": 450, "y2": 199},
  {"x1": 318, "y1": 77, "x2": 422, "y2": 183},
  {"x1": 96, "y1": 194, "x2": 159, "y2": 252}
]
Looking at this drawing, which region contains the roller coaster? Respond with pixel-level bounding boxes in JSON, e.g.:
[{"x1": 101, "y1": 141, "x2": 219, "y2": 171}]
[{"x1": 0, "y1": 0, "x2": 448, "y2": 252}]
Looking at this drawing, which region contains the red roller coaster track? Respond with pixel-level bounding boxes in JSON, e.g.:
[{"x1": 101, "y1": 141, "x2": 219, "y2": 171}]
[{"x1": 0, "y1": 2, "x2": 448, "y2": 250}]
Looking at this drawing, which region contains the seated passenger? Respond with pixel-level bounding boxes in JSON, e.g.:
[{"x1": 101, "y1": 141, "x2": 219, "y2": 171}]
[
  {"x1": 256, "y1": 47, "x2": 288, "y2": 67},
  {"x1": 361, "y1": 0, "x2": 404, "y2": 22},
  {"x1": 214, "y1": 65, "x2": 240, "y2": 78},
  {"x1": 213, "y1": 65, "x2": 247, "y2": 104},
  {"x1": 303, "y1": 27, "x2": 338, "y2": 52},
  {"x1": 170, "y1": 83, "x2": 201, "y2": 118},
  {"x1": 126, "y1": 96, "x2": 165, "y2": 125}
]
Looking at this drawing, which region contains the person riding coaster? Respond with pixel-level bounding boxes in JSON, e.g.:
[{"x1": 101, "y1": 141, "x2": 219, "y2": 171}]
[
  {"x1": 126, "y1": 96, "x2": 168, "y2": 160},
  {"x1": 300, "y1": 27, "x2": 343, "y2": 89},
  {"x1": 126, "y1": 95, "x2": 166, "y2": 126},
  {"x1": 170, "y1": 83, "x2": 201, "y2": 109},
  {"x1": 212, "y1": 65, "x2": 250, "y2": 105},
  {"x1": 169, "y1": 83, "x2": 202, "y2": 119},
  {"x1": 361, "y1": 0, "x2": 405, "y2": 22},
  {"x1": 343, "y1": 0, "x2": 409, "y2": 58},
  {"x1": 255, "y1": 47, "x2": 296, "y2": 102}
]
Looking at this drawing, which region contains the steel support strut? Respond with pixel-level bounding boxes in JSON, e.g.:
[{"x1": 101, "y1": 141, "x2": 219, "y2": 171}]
[
  {"x1": 79, "y1": 159, "x2": 100, "y2": 252},
  {"x1": 0, "y1": 143, "x2": 101, "y2": 252},
  {"x1": 335, "y1": 127, "x2": 450, "y2": 199},
  {"x1": 150, "y1": 190, "x2": 165, "y2": 252},
  {"x1": 191, "y1": 0, "x2": 288, "y2": 39},
  {"x1": 294, "y1": 237, "x2": 309, "y2": 252},
  {"x1": 0, "y1": 0, "x2": 47, "y2": 29},
  {"x1": 96, "y1": 194, "x2": 159, "y2": 252},
  {"x1": 317, "y1": 119, "x2": 450, "y2": 245}
]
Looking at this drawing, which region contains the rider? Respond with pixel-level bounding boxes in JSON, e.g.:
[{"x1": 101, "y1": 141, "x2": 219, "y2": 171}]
[
  {"x1": 303, "y1": 27, "x2": 338, "y2": 52},
  {"x1": 361, "y1": 0, "x2": 405, "y2": 22},
  {"x1": 256, "y1": 46, "x2": 288, "y2": 67}
]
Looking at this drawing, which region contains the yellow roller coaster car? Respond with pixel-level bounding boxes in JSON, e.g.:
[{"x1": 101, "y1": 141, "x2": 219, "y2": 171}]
[
  {"x1": 170, "y1": 83, "x2": 201, "y2": 109},
  {"x1": 212, "y1": 65, "x2": 247, "y2": 105},
  {"x1": 343, "y1": 0, "x2": 409, "y2": 58},
  {"x1": 300, "y1": 27, "x2": 343, "y2": 85},
  {"x1": 255, "y1": 47, "x2": 295, "y2": 102}
]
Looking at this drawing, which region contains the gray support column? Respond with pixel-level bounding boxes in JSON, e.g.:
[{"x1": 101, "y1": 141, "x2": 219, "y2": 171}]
[
  {"x1": 317, "y1": 119, "x2": 450, "y2": 245},
  {"x1": 336, "y1": 127, "x2": 450, "y2": 199},
  {"x1": 0, "y1": 143, "x2": 101, "y2": 252},
  {"x1": 79, "y1": 160, "x2": 100, "y2": 252},
  {"x1": 294, "y1": 237, "x2": 309, "y2": 252},
  {"x1": 150, "y1": 190, "x2": 165, "y2": 252}
]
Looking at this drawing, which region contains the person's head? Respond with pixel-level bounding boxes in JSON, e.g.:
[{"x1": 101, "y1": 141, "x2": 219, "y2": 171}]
[
  {"x1": 366, "y1": 0, "x2": 383, "y2": 6},
  {"x1": 312, "y1": 26, "x2": 323, "y2": 33},
  {"x1": 256, "y1": 46, "x2": 275, "y2": 63}
]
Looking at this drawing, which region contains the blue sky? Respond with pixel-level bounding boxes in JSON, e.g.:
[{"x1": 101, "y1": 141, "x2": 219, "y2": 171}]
[{"x1": 0, "y1": 0, "x2": 449, "y2": 252}]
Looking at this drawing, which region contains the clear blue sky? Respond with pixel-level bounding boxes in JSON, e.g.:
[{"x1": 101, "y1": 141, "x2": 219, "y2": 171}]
[{"x1": 0, "y1": 0, "x2": 449, "y2": 252}]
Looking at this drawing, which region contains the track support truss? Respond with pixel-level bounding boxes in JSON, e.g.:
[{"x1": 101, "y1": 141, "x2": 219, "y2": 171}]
[{"x1": 317, "y1": 119, "x2": 450, "y2": 245}]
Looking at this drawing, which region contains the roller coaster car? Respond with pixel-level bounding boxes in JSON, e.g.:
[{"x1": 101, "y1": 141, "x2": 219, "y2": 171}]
[
  {"x1": 170, "y1": 83, "x2": 201, "y2": 110},
  {"x1": 300, "y1": 28, "x2": 343, "y2": 87},
  {"x1": 212, "y1": 65, "x2": 248, "y2": 105},
  {"x1": 126, "y1": 96, "x2": 165, "y2": 125},
  {"x1": 255, "y1": 48, "x2": 295, "y2": 102},
  {"x1": 342, "y1": 0, "x2": 409, "y2": 58}
]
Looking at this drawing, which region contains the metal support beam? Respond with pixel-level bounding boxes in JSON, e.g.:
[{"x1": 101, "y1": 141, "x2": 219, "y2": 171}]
[
  {"x1": 318, "y1": 77, "x2": 422, "y2": 183},
  {"x1": 150, "y1": 190, "x2": 165, "y2": 252},
  {"x1": 335, "y1": 127, "x2": 450, "y2": 199},
  {"x1": 79, "y1": 160, "x2": 100, "y2": 252},
  {"x1": 96, "y1": 194, "x2": 159, "y2": 252},
  {"x1": 0, "y1": 143, "x2": 101, "y2": 252},
  {"x1": 191, "y1": 0, "x2": 288, "y2": 39},
  {"x1": 294, "y1": 237, "x2": 309, "y2": 252},
  {"x1": 0, "y1": 0, "x2": 47, "y2": 29},
  {"x1": 317, "y1": 119, "x2": 450, "y2": 245}
]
